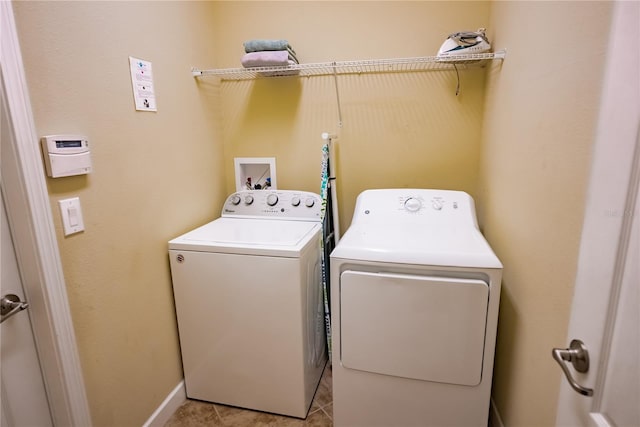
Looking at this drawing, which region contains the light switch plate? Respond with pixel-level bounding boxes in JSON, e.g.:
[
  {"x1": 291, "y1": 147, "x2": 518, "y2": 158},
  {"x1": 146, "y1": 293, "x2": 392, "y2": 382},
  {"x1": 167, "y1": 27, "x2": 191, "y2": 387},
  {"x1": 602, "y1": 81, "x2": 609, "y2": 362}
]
[{"x1": 58, "y1": 197, "x2": 84, "y2": 236}]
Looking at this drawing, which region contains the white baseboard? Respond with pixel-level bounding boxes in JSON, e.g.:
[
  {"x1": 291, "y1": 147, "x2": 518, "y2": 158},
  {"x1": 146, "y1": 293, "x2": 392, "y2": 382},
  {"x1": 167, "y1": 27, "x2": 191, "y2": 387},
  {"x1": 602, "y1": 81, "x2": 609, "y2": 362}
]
[
  {"x1": 489, "y1": 396, "x2": 505, "y2": 427},
  {"x1": 142, "y1": 381, "x2": 186, "y2": 427}
]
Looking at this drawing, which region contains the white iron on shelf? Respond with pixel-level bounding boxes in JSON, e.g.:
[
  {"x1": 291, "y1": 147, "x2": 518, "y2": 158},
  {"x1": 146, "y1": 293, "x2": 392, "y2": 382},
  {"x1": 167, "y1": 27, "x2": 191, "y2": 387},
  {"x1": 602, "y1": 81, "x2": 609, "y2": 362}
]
[{"x1": 437, "y1": 28, "x2": 492, "y2": 58}]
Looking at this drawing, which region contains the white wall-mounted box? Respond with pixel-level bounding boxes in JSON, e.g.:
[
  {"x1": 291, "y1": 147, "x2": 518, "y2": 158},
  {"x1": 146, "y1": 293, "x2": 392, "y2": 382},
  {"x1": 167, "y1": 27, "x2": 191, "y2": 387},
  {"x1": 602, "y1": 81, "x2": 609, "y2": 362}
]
[
  {"x1": 234, "y1": 157, "x2": 277, "y2": 191},
  {"x1": 41, "y1": 134, "x2": 92, "y2": 178}
]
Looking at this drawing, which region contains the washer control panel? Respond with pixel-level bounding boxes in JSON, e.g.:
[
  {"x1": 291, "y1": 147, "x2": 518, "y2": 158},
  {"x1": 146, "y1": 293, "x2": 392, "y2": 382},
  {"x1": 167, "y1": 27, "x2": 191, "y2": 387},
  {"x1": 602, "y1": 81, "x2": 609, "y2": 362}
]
[{"x1": 222, "y1": 190, "x2": 321, "y2": 221}]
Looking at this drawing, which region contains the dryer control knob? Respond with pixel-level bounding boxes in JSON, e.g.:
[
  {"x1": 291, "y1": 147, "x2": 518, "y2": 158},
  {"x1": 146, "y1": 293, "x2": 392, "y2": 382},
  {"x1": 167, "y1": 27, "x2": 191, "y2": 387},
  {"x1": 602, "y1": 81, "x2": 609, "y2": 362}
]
[
  {"x1": 291, "y1": 196, "x2": 301, "y2": 207},
  {"x1": 267, "y1": 194, "x2": 279, "y2": 206},
  {"x1": 432, "y1": 199, "x2": 443, "y2": 210},
  {"x1": 305, "y1": 198, "x2": 315, "y2": 208},
  {"x1": 404, "y1": 197, "x2": 422, "y2": 212},
  {"x1": 244, "y1": 195, "x2": 254, "y2": 205},
  {"x1": 230, "y1": 195, "x2": 241, "y2": 205}
]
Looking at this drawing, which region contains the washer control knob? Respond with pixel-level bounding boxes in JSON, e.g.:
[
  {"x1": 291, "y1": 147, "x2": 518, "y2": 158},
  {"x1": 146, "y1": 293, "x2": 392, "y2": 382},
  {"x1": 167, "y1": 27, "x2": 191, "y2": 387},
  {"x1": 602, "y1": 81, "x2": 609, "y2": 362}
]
[
  {"x1": 244, "y1": 195, "x2": 254, "y2": 205},
  {"x1": 267, "y1": 194, "x2": 279, "y2": 206},
  {"x1": 305, "y1": 198, "x2": 315, "y2": 208},
  {"x1": 291, "y1": 196, "x2": 301, "y2": 207},
  {"x1": 432, "y1": 199, "x2": 444, "y2": 210},
  {"x1": 230, "y1": 195, "x2": 241, "y2": 205},
  {"x1": 404, "y1": 197, "x2": 421, "y2": 212}
]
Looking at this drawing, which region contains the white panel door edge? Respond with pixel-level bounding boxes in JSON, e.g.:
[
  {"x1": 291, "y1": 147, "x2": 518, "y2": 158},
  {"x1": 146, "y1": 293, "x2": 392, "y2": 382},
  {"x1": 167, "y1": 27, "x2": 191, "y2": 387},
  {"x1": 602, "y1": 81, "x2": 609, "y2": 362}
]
[
  {"x1": 555, "y1": 1, "x2": 640, "y2": 425},
  {"x1": 1, "y1": 191, "x2": 53, "y2": 426},
  {"x1": 0, "y1": 2, "x2": 91, "y2": 425}
]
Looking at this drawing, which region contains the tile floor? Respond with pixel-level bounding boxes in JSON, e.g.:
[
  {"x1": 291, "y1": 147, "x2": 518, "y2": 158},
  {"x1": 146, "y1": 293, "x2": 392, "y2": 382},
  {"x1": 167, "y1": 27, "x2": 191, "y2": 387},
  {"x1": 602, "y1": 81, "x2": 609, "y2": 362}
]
[{"x1": 164, "y1": 364, "x2": 333, "y2": 427}]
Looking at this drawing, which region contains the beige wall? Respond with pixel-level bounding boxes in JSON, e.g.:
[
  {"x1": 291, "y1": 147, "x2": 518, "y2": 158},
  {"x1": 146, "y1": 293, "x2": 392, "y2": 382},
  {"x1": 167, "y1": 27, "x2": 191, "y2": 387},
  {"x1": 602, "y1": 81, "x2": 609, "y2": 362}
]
[
  {"x1": 14, "y1": 2, "x2": 490, "y2": 424},
  {"x1": 13, "y1": 2, "x2": 225, "y2": 425},
  {"x1": 212, "y1": 1, "x2": 491, "y2": 230},
  {"x1": 478, "y1": 2, "x2": 613, "y2": 425},
  {"x1": 12, "y1": 0, "x2": 615, "y2": 425}
]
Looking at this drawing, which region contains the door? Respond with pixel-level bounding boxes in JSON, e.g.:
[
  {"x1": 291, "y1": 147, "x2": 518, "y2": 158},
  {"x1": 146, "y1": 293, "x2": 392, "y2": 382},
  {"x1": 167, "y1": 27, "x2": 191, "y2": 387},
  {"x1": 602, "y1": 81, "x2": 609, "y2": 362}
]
[
  {"x1": 1, "y1": 1, "x2": 91, "y2": 424},
  {"x1": 555, "y1": 1, "x2": 639, "y2": 425},
  {"x1": 1, "y1": 191, "x2": 53, "y2": 426}
]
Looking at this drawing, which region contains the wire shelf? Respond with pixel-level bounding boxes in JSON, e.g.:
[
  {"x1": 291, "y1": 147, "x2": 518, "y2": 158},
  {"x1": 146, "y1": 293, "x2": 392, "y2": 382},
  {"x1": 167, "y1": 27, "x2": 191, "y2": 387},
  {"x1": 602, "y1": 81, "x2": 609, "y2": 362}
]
[{"x1": 192, "y1": 50, "x2": 506, "y2": 81}]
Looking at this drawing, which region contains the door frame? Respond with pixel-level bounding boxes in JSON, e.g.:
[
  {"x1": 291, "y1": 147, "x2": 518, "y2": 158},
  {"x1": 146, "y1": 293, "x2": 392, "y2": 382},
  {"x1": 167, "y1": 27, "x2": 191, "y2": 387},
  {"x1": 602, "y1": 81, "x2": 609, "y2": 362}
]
[
  {"x1": 1, "y1": 2, "x2": 91, "y2": 425},
  {"x1": 555, "y1": 1, "x2": 639, "y2": 425}
]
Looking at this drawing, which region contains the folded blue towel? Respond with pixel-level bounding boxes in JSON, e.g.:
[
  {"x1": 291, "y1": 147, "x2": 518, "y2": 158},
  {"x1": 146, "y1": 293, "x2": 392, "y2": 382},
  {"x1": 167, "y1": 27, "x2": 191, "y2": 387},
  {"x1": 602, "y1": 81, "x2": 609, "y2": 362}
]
[{"x1": 243, "y1": 39, "x2": 297, "y2": 56}]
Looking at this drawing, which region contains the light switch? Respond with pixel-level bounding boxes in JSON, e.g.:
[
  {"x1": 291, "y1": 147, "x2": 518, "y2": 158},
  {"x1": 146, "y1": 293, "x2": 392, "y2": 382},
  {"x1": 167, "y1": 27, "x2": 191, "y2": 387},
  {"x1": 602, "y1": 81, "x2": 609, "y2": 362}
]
[
  {"x1": 68, "y1": 207, "x2": 79, "y2": 226},
  {"x1": 58, "y1": 197, "x2": 85, "y2": 236}
]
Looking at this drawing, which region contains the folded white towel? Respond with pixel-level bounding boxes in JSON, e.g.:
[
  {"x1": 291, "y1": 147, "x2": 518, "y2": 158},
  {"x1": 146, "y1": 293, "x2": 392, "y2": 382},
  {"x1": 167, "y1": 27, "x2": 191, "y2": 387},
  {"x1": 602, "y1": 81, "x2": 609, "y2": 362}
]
[{"x1": 241, "y1": 50, "x2": 291, "y2": 68}]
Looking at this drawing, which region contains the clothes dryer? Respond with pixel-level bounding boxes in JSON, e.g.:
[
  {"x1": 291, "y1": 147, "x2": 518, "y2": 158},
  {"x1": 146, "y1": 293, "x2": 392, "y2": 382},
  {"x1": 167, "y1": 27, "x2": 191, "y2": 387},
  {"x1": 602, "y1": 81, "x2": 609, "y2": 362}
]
[
  {"x1": 330, "y1": 189, "x2": 502, "y2": 426},
  {"x1": 169, "y1": 190, "x2": 327, "y2": 418}
]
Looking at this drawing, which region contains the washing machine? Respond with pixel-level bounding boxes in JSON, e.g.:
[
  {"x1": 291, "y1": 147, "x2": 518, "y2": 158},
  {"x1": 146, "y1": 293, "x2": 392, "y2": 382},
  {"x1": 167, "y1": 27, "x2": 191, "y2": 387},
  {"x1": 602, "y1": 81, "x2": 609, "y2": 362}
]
[
  {"x1": 168, "y1": 190, "x2": 327, "y2": 418},
  {"x1": 330, "y1": 189, "x2": 502, "y2": 427}
]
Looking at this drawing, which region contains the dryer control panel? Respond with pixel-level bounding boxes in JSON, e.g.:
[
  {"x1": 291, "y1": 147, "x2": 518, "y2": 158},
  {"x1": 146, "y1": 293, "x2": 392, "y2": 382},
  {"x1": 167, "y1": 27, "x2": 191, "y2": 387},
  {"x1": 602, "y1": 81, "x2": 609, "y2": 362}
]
[
  {"x1": 222, "y1": 190, "x2": 321, "y2": 221},
  {"x1": 351, "y1": 189, "x2": 479, "y2": 229}
]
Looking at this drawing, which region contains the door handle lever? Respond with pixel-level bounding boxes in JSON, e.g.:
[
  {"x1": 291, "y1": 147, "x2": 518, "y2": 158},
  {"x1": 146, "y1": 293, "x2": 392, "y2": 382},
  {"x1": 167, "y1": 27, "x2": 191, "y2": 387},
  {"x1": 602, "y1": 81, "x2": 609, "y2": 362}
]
[
  {"x1": 552, "y1": 339, "x2": 594, "y2": 397},
  {"x1": 1, "y1": 294, "x2": 29, "y2": 324}
]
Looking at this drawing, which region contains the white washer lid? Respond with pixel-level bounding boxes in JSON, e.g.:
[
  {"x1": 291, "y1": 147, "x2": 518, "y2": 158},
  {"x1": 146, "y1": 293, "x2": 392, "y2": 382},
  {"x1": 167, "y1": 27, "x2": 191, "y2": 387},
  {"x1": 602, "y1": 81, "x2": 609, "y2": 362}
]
[
  {"x1": 169, "y1": 218, "x2": 320, "y2": 257},
  {"x1": 331, "y1": 223, "x2": 502, "y2": 269}
]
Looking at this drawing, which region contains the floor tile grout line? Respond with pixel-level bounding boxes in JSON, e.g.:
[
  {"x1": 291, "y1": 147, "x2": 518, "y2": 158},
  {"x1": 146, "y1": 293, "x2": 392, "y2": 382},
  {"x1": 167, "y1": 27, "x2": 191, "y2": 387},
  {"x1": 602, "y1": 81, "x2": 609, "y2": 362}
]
[
  {"x1": 316, "y1": 399, "x2": 333, "y2": 410},
  {"x1": 316, "y1": 404, "x2": 329, "y2": 412},
  {"x1": 308, "y1": 406, "x2": 322, "y2": 416},
  {"x1": 212, "y1": 403, "x2": 223, "y2": 421},
  {"x1": 319, "y1": 404, "x2": 333, "y2": 421}
]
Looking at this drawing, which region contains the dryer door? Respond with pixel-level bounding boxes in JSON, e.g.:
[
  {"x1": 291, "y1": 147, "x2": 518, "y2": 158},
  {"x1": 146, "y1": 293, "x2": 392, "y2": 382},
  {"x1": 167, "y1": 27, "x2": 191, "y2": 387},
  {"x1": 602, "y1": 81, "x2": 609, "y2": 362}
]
[{"x1": 339, "y1": 271, "x2": 489, "y2": 386}]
